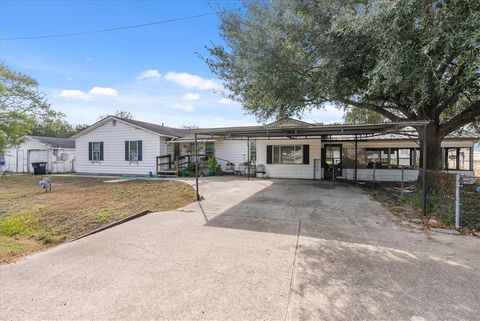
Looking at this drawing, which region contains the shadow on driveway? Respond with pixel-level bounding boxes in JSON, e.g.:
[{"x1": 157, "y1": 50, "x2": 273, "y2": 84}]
[{"x1": 205, "y1": 179, "x2": 480, "y2": 320}]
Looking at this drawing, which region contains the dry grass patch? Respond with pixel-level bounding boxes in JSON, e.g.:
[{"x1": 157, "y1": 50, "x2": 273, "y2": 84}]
[{"x1": 0, "y1": 175, "x2": 196, "y2": 263}]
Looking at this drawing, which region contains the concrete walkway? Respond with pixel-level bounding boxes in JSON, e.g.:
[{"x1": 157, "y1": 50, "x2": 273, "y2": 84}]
[{"x1": 1, "y1": 178, "x2": 479, "y2": 320}]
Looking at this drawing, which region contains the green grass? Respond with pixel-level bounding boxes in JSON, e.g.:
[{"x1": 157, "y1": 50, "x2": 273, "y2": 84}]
[
  {"x1": 96, "y1": 209, "x2": 112, "y2": 224},
  {"x1": 0, "y1": 175, "x2": 196, "y2": 263},
  {"x1": 0, "y1": 214, "x2": 38, "y2": 237}
]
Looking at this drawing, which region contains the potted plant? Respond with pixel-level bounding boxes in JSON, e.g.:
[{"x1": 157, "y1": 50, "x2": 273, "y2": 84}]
[{"x1": 207, "y1": 156, "x2": 221, "y2": 176}]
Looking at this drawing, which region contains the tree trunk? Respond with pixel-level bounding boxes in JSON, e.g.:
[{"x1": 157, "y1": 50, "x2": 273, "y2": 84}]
[{"x1": 419, "y1": 123, "x2": 444, "y2": 171}]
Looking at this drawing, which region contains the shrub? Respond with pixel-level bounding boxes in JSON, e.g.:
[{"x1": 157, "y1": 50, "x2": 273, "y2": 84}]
[{"x1": 207, "y1": 156, "x2": 221, "y2": 175}]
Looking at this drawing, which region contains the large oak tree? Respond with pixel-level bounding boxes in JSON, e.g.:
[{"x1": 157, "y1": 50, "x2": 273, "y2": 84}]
[{"x1": 204, "y1": 0, "x2": 480, "y2": 170}]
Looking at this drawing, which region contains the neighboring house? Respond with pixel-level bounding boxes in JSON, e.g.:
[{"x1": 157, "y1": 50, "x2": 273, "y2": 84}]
[
  {"x1": 4, "y1": 136, "x2": 76, "y2": 173},
  {"x1": 72, "y1": 116, "x2": 477, "y2": 181}
]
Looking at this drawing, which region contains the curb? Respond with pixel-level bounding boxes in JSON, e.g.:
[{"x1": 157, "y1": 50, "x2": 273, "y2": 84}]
[{"x1": 71, "y1": 210, "x2": 152, "y2": 242}]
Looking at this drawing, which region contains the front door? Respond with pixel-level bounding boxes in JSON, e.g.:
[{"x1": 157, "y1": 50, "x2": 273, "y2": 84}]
[{"x1": 322, "y1": 144, "x2": 342, "y2": 180}]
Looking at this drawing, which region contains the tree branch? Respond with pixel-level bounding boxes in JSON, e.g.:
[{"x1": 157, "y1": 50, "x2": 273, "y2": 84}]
[
  {"x1": 439, "y1": 100, "x2": 480, "y2": 136},
  {"x1": 336, "y1": 97, "x2": 403, "y2": 122}
]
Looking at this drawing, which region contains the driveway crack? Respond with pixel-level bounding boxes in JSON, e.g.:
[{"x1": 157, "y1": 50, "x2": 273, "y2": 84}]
[{"x1": 285, "y1": 218, "x2": 301, "y2": 321}]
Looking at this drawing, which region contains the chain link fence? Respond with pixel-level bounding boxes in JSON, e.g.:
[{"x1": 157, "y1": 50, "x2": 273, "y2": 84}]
[{"x1": 458, "y1": 175, "x2": 480, "y2": 231}]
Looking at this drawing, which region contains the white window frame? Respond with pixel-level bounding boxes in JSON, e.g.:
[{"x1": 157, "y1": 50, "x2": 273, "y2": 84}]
[
  {"x1": 127, "y1": 140, "x2": 140, "y2": 161},
  {"x1": 92, "y1": 142, "x2": 101, "y2": 161}
]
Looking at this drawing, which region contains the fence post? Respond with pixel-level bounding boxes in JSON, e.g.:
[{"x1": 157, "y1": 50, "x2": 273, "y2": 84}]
[
  {"x1": 332, "y1": 163, "x2": 336, "y2": 188},
  {"x1": 373, "y1": 162, "x2": 376, "y2": 183},
  {"x1": 401, "y1": 167, "x2": 404, "y2": 199},
  {"x1": 455, "y1": 174, "x2": 462, "y2": 230}
]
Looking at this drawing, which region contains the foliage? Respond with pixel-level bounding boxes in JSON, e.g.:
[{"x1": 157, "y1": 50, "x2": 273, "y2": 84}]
[
  {"x1": 0, "y1": 64, "x2": 59, "y2": 149},
  {"x1": 204, "y1": 0, "x2": 480, "y2": 170},
  {"x1": 98, "y1": 110, "x2": 134, "y2": 121},
  {"x1": 0, "y1": 213, "x2": 38, "y2": 237},
  {"x1": 207, "y1": 156, "x2": 221, "y2": 175},
  {"x1": 344, "y1": 107, "x2": 385, "y2": 124},
  {"x1": 31, "y1": 118, "x2": 89, "y2": 138},
  {"x1": 96, "y1": 209, "x2": 112, "y2": 224},
  {"x1": 404, "y1": 187, "x2": 438, "y2": 214}
]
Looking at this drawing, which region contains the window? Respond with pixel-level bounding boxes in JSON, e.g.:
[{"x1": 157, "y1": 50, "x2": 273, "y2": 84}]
[
  {"x1": 444, "y1": 147, "x2": 472, "y2": 171},
  {"x1": 366, "y1": 149, "x2": 389, "y2": 168},
  {"x1": 89, "y1": 142, "x2": 103, "y2": 161},
  {"x1": 446, "y1": 148, "x2": 457, "y2": 169},
  {"x1": 125, "y1": 140, "x2": 142, "y2": 161},
  {"x1": 249, "y1": 140, "x2": 256, "y2": 162},
  {"x1": 459, "y1": 148, "x2": 471, "y2": 170},
  {"x1": 342, "y1": 148, "x2": 356, "y2": 168},
  {"x1": 59, "y1": 153, "x2": 69, "y2": 161},
  {"x1": 205, "y1": 142, "x2": 214, "y2": 157},
  {"x1": 272, "y1": 145, "x2": 303, "y2": 164},
  {"x1": 398, "y1": 149, "x2": 411, "y2": 167},
  {"x1": 365, "y1": 148, "x2": 419, "y2": 168}
]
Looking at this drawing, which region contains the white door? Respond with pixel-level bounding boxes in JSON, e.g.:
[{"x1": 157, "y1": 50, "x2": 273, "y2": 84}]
[
  {"x1": 29, "y1": 150, "x2": 48, "y2": 173},
  {"x1": 17, "y1": 149, "x2": 26, "y2": 172},
  {"x1": 314, "y1": 159, "x2": 322, "y2": 180}
]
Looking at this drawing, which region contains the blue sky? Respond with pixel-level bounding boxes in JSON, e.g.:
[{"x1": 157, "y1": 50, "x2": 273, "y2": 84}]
[{"x1": 0, "y1": 0, "x2": 344, "y2": 127}]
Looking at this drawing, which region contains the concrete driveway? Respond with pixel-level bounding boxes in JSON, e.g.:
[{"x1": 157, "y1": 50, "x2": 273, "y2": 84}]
[{"x1": 1, "y1": 178, "x2": 479, "y2": 321}]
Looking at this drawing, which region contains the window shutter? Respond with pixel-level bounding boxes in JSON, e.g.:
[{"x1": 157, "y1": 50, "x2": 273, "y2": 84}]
[
  {"x1": 303, "y1": 145, "x2": 309, "y2": 164},
  {"x1": 138, "y1": 140, "x2": 142, "y2": 161},
  {"x1": 88, "y1": 142, "x2": 93, "y2": 161},
  {"x1": 99, "y1": 142, "x2": 104, "y2": 161},
  {"x1": 125, "y1": 141, "x2": 129, "y2": 161},
  {"x1": 266, "y1": 145, "x2": 272, "y2": 164}
]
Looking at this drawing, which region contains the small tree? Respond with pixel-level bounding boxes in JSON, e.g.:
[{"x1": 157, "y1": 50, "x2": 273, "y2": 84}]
[
  {"x1": 204, "y1": 0, "x2": 480, "y2": 170},
  {"x1": 98, "y1": 110, "x2": 134, "y2": 121}
]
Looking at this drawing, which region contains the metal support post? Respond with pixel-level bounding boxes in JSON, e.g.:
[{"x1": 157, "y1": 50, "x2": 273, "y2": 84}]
[
  {"x1": 422, "y1": 124, "x2": 427, "y2": 216},
  {"x1": 195, "y1": 133, "x2": 200, "y2": 201},
  {"x1": 354, "y1": 135, "x2": 358, "y2": 184},
  {"x1": 401, "y1": 166, "x2": 404, "y2": 199},
  {"x1": 455, "y1": 174, "x2": 462, "y2": 230},
  {"x1": 247, "y1": 137, "x2": 250, "y2": 180}
]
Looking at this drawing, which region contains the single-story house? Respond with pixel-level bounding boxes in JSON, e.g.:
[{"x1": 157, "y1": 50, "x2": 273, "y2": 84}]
[
  {"x1": 71, "y1": 116, "x2": 477, "y2": 181},
  {"x1": 3, "y1": 136, "x2": 76, "y2": 173}
]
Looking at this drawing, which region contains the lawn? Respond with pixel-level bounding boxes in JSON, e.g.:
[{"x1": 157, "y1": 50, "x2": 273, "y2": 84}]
[{"x1": 0, "y1": 175, "x2": 196, "y2": 263}]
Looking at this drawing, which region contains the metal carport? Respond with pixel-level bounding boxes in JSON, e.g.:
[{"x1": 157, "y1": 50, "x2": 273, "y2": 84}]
[{"x1": 193, "y1": 120, "x2": 430, "y2": 215}]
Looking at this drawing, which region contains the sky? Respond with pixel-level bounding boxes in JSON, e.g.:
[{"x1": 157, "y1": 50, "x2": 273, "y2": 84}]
[{"x1": 0, "y1": 0, "x2": 345, "y2": 128}]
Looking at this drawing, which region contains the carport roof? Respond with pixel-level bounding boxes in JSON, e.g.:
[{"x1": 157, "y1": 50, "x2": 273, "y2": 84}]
[{"x1": 193, "y1": 120, "x2": 430, "y2": 138}]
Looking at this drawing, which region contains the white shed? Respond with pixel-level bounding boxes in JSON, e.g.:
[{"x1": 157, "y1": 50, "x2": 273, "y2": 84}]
[{"x1": 3, "y1": 136, "x2": 76, "y2": 173}]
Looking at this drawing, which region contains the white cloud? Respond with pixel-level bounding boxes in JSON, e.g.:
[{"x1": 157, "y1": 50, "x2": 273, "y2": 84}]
[
  {"x1": 218, "y1": 97, "x2": 233, "y2": 105},
  {"x1": 209, "y1": 116, "x2": 226, "y2": 122},
  {"x1": 89, "y1": 86, "x2": 118, "y2": 97},
  {"x1": 58, "y1": 89, "x2": 89, "y2": 100},
  {"x1": 182, "y1": 93, "x2": 200, "y2": 101},
  {"x1": 164, "y1": 72, "x2": 221, "y2": 90},
  {"x1": 172, "y1": 103, "x2": 196, "y2": 112},
  {"x1": 57, "y1": 87, "x2": 118, "y2": 100},
  {"x1": 136, "y1": 69, "x2": 161, "y2": 80}
]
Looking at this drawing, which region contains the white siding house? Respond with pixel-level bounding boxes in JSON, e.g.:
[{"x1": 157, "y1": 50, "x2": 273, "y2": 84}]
[
  {"x1": 72, "y1": 116, "x2": 187, "y2": 175},
  {"x1": 72, "y1": 116, "x2": 477, "y2": 180},
  {"x1": 3, "y1": 136, "x2": 75, "y2": 173},
  {"x1": 256, "y1": 138, "x2": 322, "y2": 179}
]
